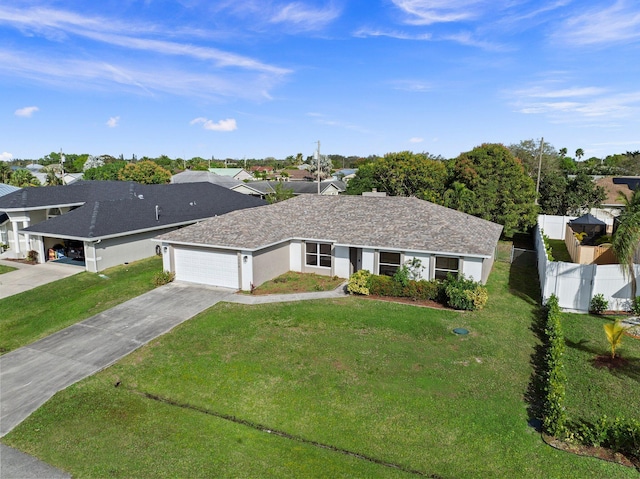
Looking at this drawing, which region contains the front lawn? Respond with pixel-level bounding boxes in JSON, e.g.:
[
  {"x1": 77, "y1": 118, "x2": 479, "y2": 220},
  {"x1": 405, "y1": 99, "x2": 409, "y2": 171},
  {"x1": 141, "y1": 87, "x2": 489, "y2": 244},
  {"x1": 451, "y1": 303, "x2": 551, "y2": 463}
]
[
  {"x1": 251, "y1": 271, "x2": 344, "y2": 295},
  {"x1": 3, "y1": 251, "x2": 636, "y2": 478},
  {"x1": 0, "y1": 264, "x2": 17, "y2": 275},
  {"x1": 0, "y1": 256, "x2": 162, "y2": 354}
]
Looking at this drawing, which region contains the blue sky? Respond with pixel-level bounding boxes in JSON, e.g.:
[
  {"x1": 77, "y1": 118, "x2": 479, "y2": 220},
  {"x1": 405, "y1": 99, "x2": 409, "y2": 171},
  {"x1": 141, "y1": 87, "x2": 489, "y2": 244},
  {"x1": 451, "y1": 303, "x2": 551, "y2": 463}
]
[{"x1": 1, "y1": 1, "x2": 640, "y2": 162}]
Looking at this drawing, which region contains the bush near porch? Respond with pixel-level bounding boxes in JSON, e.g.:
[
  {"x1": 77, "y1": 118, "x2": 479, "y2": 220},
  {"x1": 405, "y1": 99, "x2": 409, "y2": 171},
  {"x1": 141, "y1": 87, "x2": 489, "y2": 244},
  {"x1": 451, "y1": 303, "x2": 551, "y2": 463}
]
[{"x1": 348, "y1": 269, "x2": 488, "y2": 311}]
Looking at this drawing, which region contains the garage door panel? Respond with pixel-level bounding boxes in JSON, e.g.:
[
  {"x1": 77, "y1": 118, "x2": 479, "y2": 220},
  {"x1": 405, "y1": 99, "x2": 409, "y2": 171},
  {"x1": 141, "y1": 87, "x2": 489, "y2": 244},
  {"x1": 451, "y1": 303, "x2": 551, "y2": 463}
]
[{"x1": 174, "y1": 247, "x2": 239, "y2": 289}]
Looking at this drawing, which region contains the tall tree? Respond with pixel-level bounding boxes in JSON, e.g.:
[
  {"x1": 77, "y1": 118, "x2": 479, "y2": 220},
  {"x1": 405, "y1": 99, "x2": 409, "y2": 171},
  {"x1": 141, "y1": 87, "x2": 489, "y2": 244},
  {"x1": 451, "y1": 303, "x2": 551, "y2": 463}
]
[
  {"x1": 443, "y1": 181, "x2": 475, "y2": 213},
  {"x1": 118, "y1": 160, "x2": 171, "y2": 184},
  {"x1": 564, "y1": 171, "x2": 606, "y2": 215},
  {"x1": 450, "y1": 144, "x2": 538, "y2": 236},
  {"x1": 612, "y1": 189, "x2": 640, "y2": 298},
  {"x1": 346, "y1": 151, "x2": 447, "y2": 202},
  {"x1": 0, "y1": 162, "x2": 11, "y2": 183},
  {"x1": 83, "y1": 161, "x2": 127, "y2": 181},
  {"x1": 575, "y1": 148, "x2": 584, "y2": 161},
  {"x1": 508, "y1": 139, "x2": 559, "y2": 179},
  {"x1": 9, "y1": 169, "x2": 41, "y2": 187}
]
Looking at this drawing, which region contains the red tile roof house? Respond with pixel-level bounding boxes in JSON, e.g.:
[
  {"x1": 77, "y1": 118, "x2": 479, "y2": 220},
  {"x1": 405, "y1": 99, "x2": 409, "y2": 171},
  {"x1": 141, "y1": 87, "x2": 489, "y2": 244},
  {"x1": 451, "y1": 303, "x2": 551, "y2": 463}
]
[
  {"x1": 0, "y1": 181, "x2": 265, "y2": 272},
  {"x1": 155, "y1": 195, "x2": 503, "y2": 290}
]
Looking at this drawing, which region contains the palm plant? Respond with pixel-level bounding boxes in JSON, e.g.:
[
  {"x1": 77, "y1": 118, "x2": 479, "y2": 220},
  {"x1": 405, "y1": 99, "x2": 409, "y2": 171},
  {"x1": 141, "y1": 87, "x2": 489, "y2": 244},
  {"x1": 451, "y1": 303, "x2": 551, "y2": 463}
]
[
  {"x1": 575, "y1": 148, "x2": 584, "y2": 161},
  {"x1": 612, "y1": 189, "x2": 640, "y2": 298},
  {"x1": 603, "y1": 320, "x2": 627, "y2": 358}
]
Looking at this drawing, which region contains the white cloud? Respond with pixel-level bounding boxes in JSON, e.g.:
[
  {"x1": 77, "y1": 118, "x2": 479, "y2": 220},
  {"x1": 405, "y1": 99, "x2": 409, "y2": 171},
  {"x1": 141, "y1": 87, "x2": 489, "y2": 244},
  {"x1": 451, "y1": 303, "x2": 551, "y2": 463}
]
[
  {"x1": 353, "y1": 28, "x2": 432, "y2": 41},
  {"x1": 270, "y1": 2, "x2": 341, "y2": 31},
  {"x1": 507, "y1": 81, "x2": 640, "y2": 124},
  {"x1": 106, "y1": 116, "x2": 120, "y2": 128},
  {"x1": 0, "y1": 152, "x2": 13, "y2": 161},
  {"x1": 190, "y1": 117, "x2": 237, "y2": 132},
  {"x1": 409, "y1": 137, "x2": 424, "y2": 143},
  {"x1": 15, "y1": 106, "x2": 38, "y2": 117},
  {"x1": 391, "y1": 0, "x2": 484, "y2": 25},
  {"x1": 390, "y1": 79, "x2": 432, "y2": 92},
  {"x1": 554, "y1": 1, "x2": 640, "y2": 46}
]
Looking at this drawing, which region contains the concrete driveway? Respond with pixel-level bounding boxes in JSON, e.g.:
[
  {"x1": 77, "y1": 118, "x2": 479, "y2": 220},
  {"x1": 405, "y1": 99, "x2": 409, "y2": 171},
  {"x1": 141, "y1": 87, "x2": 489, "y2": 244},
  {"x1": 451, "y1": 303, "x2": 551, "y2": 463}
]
[
  {"x1": 0, "y1": 260, "x2": 83, "y2": 300},
  {"x1": 0, "y1": 282, "x2": 233, "y2": 437}
]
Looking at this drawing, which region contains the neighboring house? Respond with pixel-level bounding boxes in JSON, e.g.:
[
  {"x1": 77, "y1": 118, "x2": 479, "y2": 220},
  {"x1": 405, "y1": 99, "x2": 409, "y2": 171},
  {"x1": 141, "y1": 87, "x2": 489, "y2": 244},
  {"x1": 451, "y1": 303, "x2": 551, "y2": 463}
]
[
  {"x1": 171, "y1": 170, "x2": 242, "y2": 189},
  {"x1": 230, "y1": 180, "x2": 346, "y2": 198},
  {"x1": 63, "y1": 173, "x2": 83, "y2": 185},
  {"x1": 0, "y1": 184, "x2": 21, "y2": 248},
  {"x1": 332, "y1": 168, "x2": 357, "y2": 183},
  {"x1": 283, "y1": 169, "x2": 314, "y2": 181},
  {"x1": 591, "y1": 176, "x2": 638, "y2": 220},
  {"x1": 0, "y1": 181, "x2": 265, "y2": 272},
  {"x1": 156, "y1": 195, "x2": 503, "y2": 290},
  {"x1": 207, "y1": 168, "x2": 253, "y2": 181},
  {"x1": 25, "y1": 163, "x2": 44, "y2": 172}
]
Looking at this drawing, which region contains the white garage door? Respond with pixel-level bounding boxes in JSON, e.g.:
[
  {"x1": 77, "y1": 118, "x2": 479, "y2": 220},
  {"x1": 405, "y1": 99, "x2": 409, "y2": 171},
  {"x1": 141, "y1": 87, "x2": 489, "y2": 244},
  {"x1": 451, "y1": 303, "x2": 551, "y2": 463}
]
[{"x1": 174, "y1": 247, "x2": 239, "y2": 289}]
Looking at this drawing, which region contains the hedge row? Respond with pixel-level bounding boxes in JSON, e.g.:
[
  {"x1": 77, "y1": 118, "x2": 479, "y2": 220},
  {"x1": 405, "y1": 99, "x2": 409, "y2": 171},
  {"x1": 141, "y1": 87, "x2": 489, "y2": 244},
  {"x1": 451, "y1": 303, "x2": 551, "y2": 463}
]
[
  {"x1": 542, "y1": 295, "x2": 639, "y2": 464},
  {"x1": 347, "y1": 269, "x2": 488, "y2": 311}
]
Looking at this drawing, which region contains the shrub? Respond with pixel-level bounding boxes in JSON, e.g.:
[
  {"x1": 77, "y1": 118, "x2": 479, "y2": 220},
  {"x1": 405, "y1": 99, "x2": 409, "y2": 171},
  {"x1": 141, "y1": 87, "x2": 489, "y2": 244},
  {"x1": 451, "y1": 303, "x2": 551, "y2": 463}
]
[
  {"x1": 27, "y1": 250, "x2": 38, "y2": 262},
  {"x1": 541, "y1": 230, "x2": 554, "y2": 261},
  {"x1": 392, "y1": 265, "x2": 411, "y2": 288},
  {"x1": 589, "y1": 294, "x2": 608, "y2": 314},
  {"x1": 347, "y1": 270, "x2": 371, "y2": 295},
  {"x1": 630, "y1": 296, "x2": 640, "y2": 315},
  {"x1": 442, "y1": 274, "x2": 488, "y2": 311},
  {"x1": 153, "y1": 270, "x2": 175, "y2": 286},
  {"x1": 369, "y1": 274, "x2": 403, "y2": 297},
  {"x1": 542, "y1": 295, "x2": 568, "y2": 438},
  {"x1": 405, "y1": 279, "x2": 441, "y2": 301},
  {"x1": 572, "y1": 416, "x2": 640, "y2": 462}
]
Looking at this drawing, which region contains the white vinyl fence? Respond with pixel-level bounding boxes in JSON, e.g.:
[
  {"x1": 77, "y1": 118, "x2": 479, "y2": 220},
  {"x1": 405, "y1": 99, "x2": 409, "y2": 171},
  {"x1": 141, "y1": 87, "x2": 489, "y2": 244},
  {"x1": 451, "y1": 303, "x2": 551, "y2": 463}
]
[{"x1": 536, "y1": 216, "x2": 638, "y2": 313}]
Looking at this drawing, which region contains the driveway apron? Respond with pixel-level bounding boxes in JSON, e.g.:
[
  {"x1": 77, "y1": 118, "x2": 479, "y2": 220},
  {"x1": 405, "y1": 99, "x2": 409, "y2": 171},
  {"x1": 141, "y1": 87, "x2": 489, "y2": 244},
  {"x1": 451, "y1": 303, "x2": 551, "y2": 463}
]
[
  {"x1": 0, "y1": 282, "x2": 233, "y2": 437},
  {"x1": 0, "y1": 261, "x2": 83, "y2": 300}
]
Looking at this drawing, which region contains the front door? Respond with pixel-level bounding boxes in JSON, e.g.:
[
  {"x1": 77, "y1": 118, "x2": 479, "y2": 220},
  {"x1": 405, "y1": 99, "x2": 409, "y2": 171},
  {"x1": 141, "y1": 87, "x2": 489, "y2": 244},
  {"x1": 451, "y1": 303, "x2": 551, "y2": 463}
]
[{"x1": 349, "y1": 247, "x2": 362, "y2": 275}]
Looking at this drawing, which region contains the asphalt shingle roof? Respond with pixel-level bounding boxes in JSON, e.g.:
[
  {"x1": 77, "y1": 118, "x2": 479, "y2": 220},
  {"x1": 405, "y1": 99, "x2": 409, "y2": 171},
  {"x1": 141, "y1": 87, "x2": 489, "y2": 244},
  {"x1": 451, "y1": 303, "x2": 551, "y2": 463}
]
[
  {"x1": 19, "y1": 182, "x2": 266, "y2": 240},
  {"x1": 237, "y1": 180, "x2": 346, "y2": 195},
  {"x1": 171, "y1": 170, "x2": 243, "y2": 188},
  {"x1": 158, "y1": 195, "x2": 503, "y2": 257}
]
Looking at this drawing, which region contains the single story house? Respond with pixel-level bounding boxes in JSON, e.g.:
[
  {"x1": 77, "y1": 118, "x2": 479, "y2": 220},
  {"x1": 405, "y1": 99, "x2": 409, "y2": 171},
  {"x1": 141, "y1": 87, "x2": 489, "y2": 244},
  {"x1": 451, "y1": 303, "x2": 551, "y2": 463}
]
[
  {"x1": 156, "y1": 195, "x2": 503, "y2": 290},
  {"x1": 207, "y1": 168, "x2": 253, "y2": 181},
  {"x1": 171, "y1": 170, "x2": 242, "y2": 189},
  {"x1": 230, "y1": 180, "x2": 346, "y2": 198},
  {"x1": 0, "y1": 184, "x2": 21, "y2": 248},
  {"x1": 0, "y1": 181, "x2": 265, "y2": 272}
]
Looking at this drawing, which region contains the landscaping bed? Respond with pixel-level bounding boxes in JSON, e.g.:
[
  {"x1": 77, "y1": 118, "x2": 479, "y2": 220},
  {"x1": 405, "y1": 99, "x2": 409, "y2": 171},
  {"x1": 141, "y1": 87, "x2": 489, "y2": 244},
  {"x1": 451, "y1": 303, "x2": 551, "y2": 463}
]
[{"x1": 250, "y1": 271, "x2": 345, "y2": 295}]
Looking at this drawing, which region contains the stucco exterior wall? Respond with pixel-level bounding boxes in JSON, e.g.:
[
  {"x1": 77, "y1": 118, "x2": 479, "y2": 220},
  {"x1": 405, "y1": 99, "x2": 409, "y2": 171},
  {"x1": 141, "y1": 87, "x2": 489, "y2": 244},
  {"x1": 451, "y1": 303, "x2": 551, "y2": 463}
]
[
  {"x1": 361, "y1": 248, "x2": 375, "y2": 273},
  {"x1": 462, "y1": 256, "x2": 484, "y2": 283},
  {"x1": 333, "y1": 245, "x2": 350, "y2": 278},
  {"x1": 252, "y1": 241, "x2": 290, "y2": 287},
  {"x1": 90, "y1": 228, "x2": 174, "y2": 272},
  {"x1": 404, "y1": 253, "x2": 431, "y2": 280}
]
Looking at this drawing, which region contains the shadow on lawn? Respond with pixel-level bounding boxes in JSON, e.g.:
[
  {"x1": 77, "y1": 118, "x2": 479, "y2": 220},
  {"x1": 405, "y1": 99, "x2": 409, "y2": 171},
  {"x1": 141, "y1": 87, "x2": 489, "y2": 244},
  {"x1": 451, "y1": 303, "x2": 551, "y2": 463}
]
[
  {"x1": 566, "y1": 338, "x2": 640, "y2": 383},
  {"x1": 524, "y1": 305, "x2": 548, "y2": 431}
]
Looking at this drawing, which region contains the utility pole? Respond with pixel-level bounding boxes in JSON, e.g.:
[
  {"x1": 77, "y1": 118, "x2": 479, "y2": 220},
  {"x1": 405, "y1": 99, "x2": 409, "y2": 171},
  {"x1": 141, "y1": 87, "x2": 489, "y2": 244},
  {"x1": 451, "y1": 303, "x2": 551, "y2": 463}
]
[
  {"x1": 315, "y1": 140, "x2": 321, "y2": 195},
  {"x1": 535, "y1": 137, "x2": 544, "y2": 205}
]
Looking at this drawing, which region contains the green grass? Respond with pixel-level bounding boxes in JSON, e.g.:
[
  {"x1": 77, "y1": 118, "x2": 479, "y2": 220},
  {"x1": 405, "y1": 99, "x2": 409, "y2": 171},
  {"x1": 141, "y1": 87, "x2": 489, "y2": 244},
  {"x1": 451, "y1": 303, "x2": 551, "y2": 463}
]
[
  {"x1": 548, "y1": 239, "x2": 572, "y2": 262},
  {"x1": 0, "y1": 264, "x2": 17, "y2": 274},
  {"x1": 3, "y1": 247, "x2": 637, "y2": 478},
  {"x1": 562, "y1": 314, "x2": 640, "y2": 425},
  {"x1": 251, "y1": 271, "x2": 344, "y2": 295},
  {"x1": 0, "y1": 256, "x2": 162, "y2": 354}
]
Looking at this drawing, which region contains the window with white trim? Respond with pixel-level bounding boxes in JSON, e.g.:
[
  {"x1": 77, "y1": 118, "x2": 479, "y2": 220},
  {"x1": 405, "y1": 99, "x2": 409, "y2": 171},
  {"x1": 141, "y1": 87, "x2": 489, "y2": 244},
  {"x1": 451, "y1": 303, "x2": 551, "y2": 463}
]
[
  {"x1": 434, "y1": 256, "x2": 459, "y2": 280},
  {"x1": 47, "y1": 207, "x2": 62, "y2": 220},
  {"x1": 379, "y1": 251, "x2": 401, "y2": 276},
  {"x1": 306, "y1": 242, "x2": 332, "y2": 268}
]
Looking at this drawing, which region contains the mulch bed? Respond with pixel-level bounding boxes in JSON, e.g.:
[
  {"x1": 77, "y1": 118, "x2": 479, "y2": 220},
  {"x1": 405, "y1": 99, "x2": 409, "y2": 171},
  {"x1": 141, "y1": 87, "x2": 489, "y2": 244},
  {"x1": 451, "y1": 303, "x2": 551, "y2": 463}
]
[
  {"x1": 543, "y1": 434, "x2": 638, "y2": 471},
  {"x1": 3, "y1": 258, "x2": 36, "y2": 265}
]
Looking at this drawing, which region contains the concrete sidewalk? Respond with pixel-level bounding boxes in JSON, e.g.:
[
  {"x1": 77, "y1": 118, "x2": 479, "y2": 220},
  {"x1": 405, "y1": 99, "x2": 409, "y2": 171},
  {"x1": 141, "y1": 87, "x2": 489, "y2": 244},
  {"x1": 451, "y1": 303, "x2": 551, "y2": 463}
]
[{"x1": 0, "y1": 260, "x2": 83, "y2": 300}]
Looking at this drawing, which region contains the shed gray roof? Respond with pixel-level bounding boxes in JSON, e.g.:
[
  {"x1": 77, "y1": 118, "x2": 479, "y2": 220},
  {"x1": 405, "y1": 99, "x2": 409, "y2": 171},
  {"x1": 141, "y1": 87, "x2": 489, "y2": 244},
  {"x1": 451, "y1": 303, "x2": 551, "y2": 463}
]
[
  {"x1": 234, "y1": 180, "x2": 345, "y2": 196},
  {"x1": 158, "y1": 195, "x2": 503, "y2": 257}
]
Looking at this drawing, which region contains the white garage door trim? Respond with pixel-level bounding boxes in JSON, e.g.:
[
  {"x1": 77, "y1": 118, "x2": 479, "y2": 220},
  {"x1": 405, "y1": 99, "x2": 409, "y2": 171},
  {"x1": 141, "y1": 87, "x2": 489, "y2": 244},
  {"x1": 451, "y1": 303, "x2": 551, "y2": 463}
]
[{"x1": 174, "y1": 247, "x2": 239, "y2": 289}]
